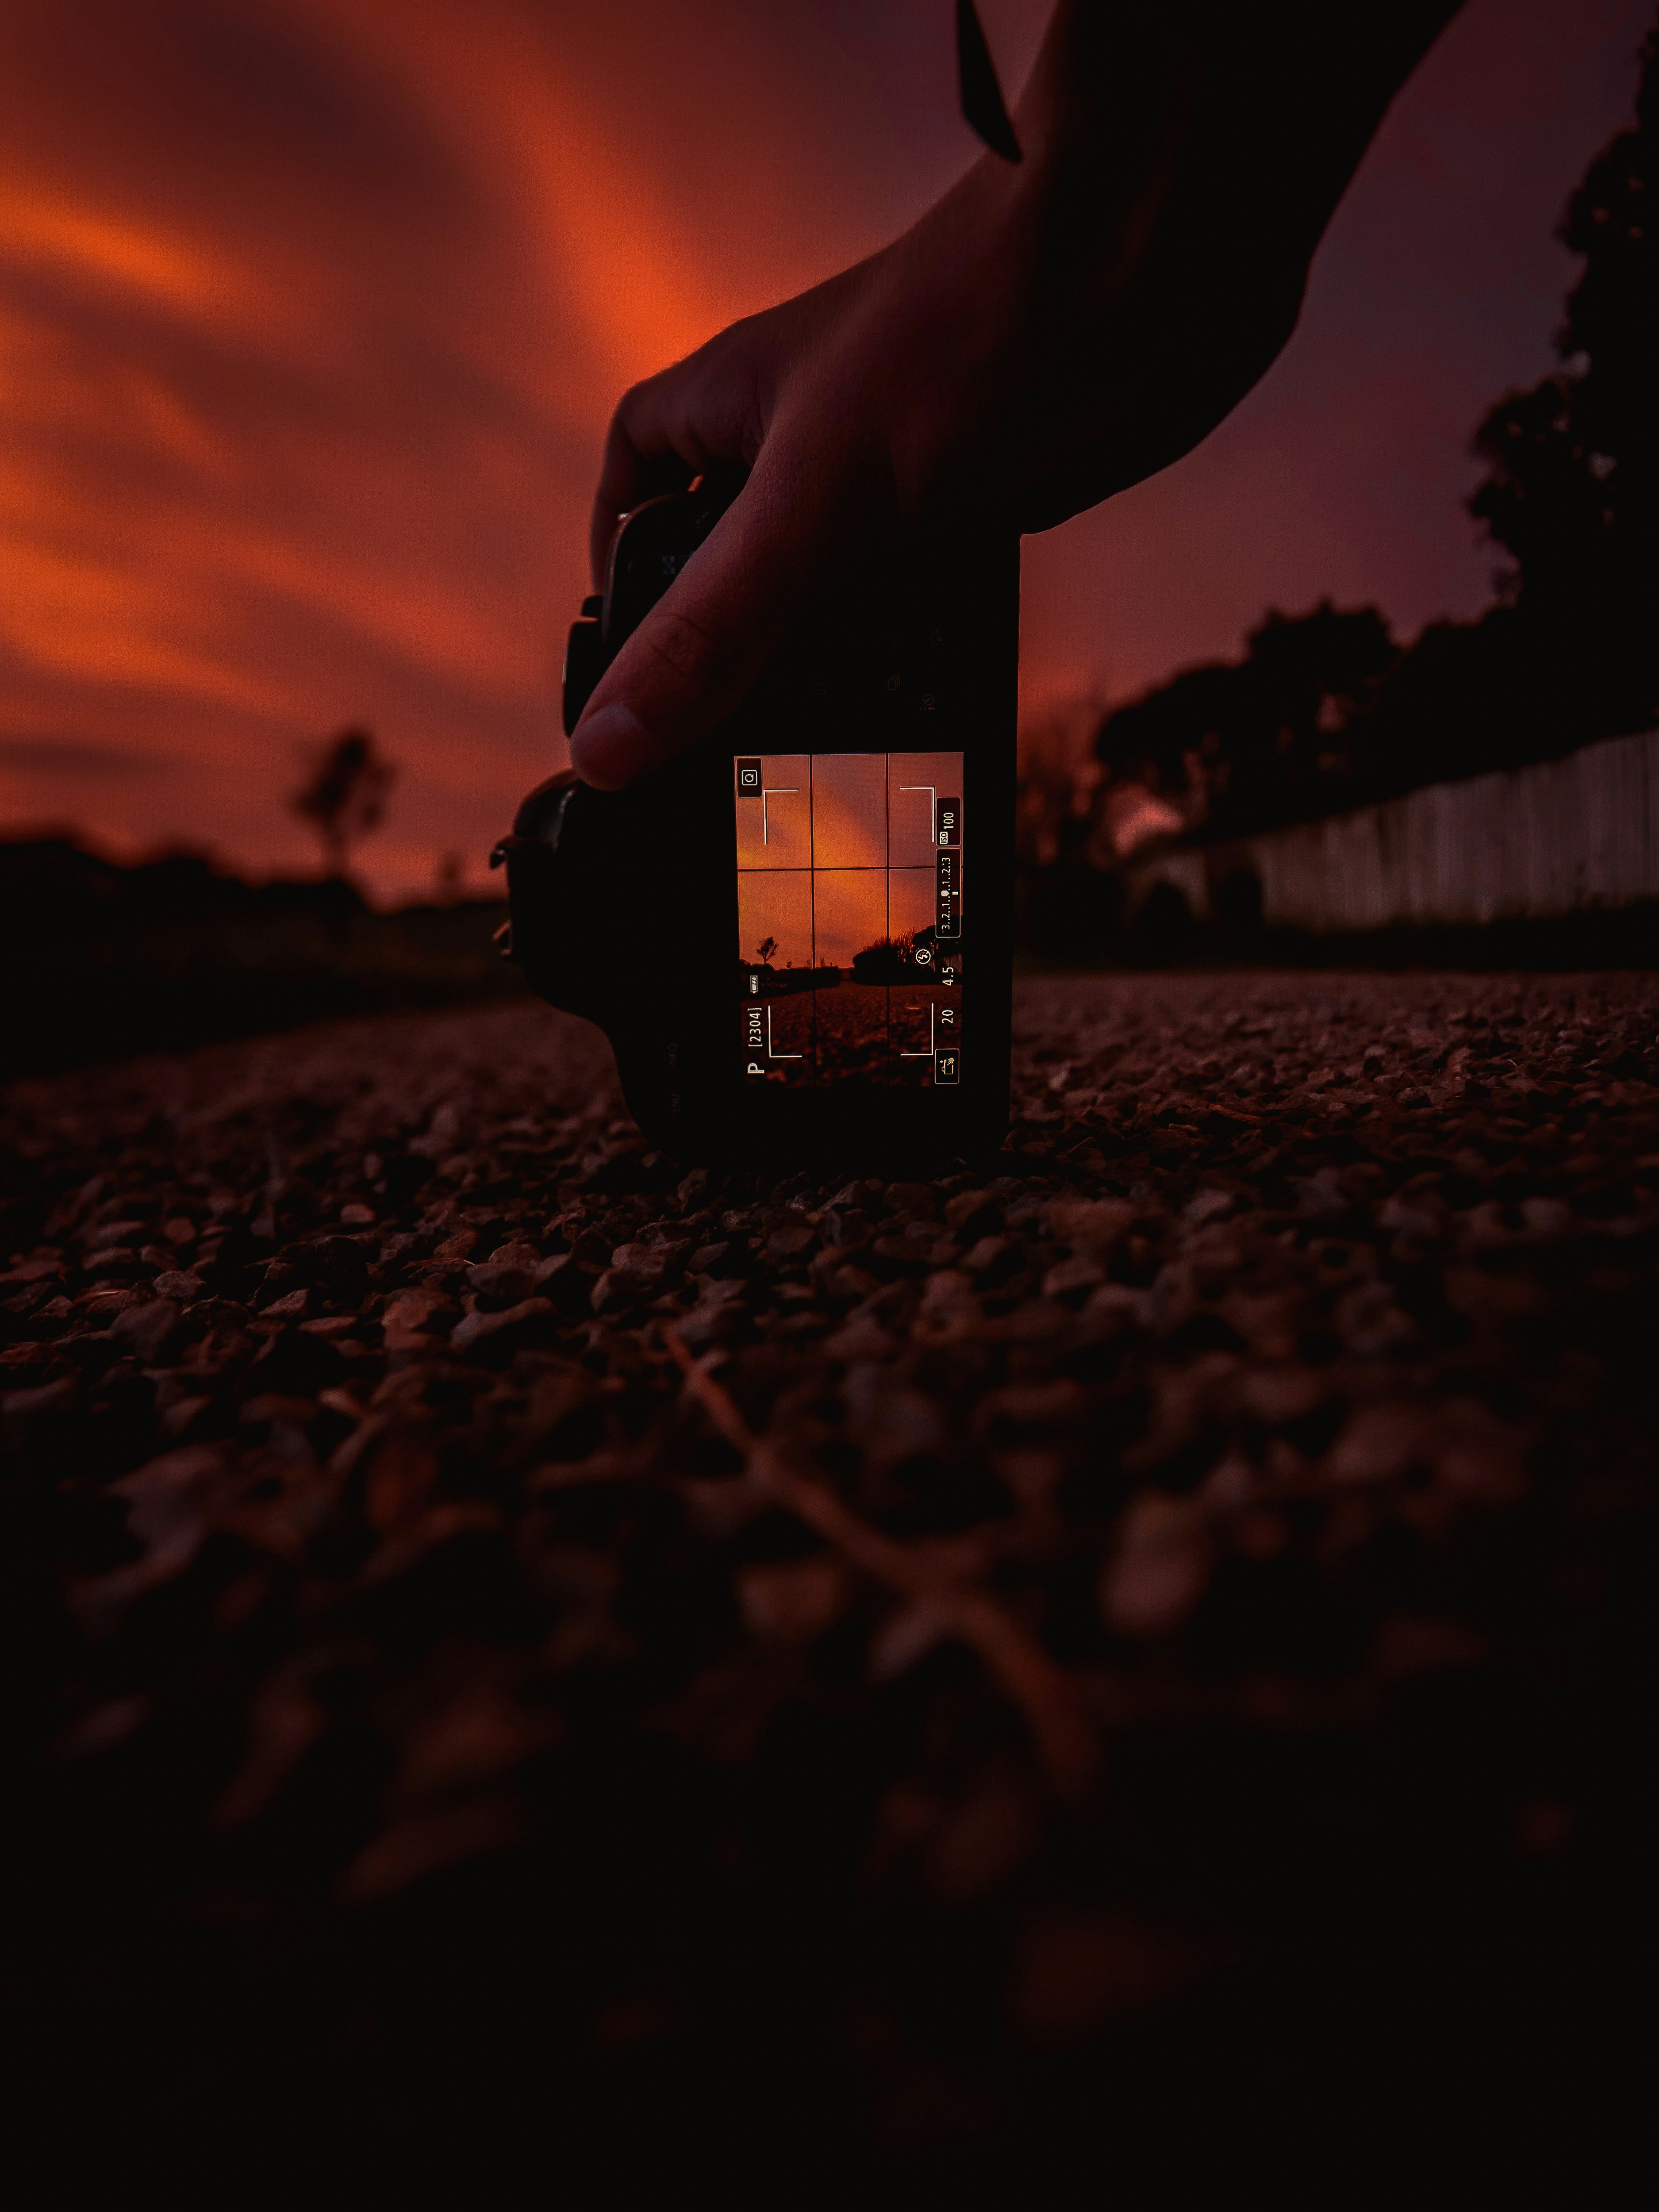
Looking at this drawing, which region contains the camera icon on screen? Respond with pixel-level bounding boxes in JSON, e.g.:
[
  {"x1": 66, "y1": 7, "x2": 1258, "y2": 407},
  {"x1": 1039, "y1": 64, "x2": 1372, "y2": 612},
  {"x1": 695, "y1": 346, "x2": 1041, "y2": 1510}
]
[{"x1": 737, "y1": 759, "x2": 762, "y2": 793}]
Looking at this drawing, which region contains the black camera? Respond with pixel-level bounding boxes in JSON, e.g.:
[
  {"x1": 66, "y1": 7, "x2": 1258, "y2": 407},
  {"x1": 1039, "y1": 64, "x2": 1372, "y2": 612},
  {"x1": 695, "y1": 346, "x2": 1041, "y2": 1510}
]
[{"x1": 493, "y1": 476, "x2": 1017, "y2": 1165}]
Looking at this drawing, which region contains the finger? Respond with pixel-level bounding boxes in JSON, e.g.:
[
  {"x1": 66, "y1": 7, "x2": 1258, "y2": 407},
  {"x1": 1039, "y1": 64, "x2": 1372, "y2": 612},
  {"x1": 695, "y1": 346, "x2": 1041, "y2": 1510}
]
[
  {"x1": 587, "y1": 387, "x2": 691, "y2": 588},
  {"x1": 588, "y1": 334, "x2": 769, "y2": 586},
  {"x1": 570, "y1": 434, "x2": 876, "y2": 790}
]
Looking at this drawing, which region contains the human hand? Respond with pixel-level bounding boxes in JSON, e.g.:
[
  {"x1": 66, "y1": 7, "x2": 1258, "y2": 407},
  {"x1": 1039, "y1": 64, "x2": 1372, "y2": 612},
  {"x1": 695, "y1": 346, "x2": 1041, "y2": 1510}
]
[{"x1": 569, "y1": 1, "x2": 1464, "y2": 790}]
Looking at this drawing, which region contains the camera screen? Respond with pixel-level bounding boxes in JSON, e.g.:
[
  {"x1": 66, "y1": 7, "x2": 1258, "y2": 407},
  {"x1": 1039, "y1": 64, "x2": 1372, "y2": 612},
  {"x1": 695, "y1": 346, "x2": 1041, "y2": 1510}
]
[{"x1": 734, "y1": 751, "x2": 962, "y2": 1089}]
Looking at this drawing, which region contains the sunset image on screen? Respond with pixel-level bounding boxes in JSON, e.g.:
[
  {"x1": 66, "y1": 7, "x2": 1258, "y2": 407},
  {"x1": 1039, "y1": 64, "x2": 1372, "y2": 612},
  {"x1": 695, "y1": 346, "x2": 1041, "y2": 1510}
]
[{"x1": 734, "y1": 750, "x2": 962, "y2": 1088}]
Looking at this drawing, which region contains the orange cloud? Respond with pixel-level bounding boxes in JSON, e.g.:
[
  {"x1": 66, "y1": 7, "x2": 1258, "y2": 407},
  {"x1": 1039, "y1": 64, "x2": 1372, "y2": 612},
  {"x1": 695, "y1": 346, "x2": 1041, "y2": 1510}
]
[{"x1": 0, "y1": 194, "x2": 248, "y2": 315}]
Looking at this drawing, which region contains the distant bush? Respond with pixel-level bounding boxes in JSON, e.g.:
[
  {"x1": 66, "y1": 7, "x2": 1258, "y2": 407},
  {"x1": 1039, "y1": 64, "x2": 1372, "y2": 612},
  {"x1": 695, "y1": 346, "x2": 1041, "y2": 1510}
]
[
  {"x1": 851, "y1": 937, "x2": 915, "y2": 983},
  {"x1": 0, "y1": 837, "x2": 519, "y2": 1075}
]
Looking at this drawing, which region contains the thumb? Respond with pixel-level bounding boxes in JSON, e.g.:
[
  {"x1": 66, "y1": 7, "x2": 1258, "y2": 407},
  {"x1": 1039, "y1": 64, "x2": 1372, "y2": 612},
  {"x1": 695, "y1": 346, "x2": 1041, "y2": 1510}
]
[{"x1": 568, "y1": 453, "x2": 863, "y2": 790}]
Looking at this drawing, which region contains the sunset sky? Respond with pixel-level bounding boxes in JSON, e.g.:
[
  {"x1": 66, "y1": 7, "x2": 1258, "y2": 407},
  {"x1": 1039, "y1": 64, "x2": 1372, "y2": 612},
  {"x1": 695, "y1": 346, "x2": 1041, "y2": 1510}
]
[{"x1": 0, "y1": 0, "x2": 1650, "y2": 896}]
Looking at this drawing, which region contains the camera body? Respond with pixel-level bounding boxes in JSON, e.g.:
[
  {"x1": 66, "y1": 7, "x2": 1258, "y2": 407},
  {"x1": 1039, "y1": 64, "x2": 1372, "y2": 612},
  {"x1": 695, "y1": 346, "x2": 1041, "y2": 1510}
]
[{"x1": 494, "y1": 480, "x2": 1018, "y2": 1165}]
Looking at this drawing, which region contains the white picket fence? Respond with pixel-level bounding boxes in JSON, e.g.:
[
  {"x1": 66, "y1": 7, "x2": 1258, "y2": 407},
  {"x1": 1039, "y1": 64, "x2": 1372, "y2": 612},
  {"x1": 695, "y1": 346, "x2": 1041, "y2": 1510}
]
[{"x1": 1125, "y1": 725, "x2": 1659, "y2": 930}]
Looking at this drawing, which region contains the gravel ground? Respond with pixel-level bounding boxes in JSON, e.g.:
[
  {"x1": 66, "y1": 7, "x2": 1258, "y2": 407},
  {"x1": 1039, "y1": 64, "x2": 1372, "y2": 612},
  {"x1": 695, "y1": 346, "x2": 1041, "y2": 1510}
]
[{"x1": 5, "y1": 974, "x2": 1656, "y2": 2181}]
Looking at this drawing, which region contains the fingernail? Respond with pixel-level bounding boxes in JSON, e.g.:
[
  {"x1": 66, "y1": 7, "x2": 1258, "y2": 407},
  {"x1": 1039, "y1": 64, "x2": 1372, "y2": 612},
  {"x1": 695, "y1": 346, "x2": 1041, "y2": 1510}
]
[{"x1": 569, "y1": 702, "x2": 659, "y2": 789}]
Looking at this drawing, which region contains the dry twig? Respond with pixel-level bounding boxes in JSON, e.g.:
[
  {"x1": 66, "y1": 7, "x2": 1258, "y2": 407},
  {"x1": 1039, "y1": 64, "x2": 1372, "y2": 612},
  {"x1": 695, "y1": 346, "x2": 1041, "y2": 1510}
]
[{"x1": 666, "y1": 1327, "x2": 1099, "y2": 1801}]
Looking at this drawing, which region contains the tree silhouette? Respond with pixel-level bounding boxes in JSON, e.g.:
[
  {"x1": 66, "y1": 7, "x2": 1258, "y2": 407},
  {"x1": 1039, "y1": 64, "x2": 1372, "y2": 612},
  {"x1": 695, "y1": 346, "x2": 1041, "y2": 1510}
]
[
  {"x1": 851, "y1": 933, "x2": 917, "y2": 982},
  {"x1": 1094, "y1": 599, "x2": 1397, "y2": 835},
  {"x1": 290, "y1": 726, "x2": 398, "y2": 880},
  {"x1": 1468, "y1": 15, "x2": 1658, "y2": 733},
  {"x1": 754, "y1": 935, "x2": 778, "y2": 965}
]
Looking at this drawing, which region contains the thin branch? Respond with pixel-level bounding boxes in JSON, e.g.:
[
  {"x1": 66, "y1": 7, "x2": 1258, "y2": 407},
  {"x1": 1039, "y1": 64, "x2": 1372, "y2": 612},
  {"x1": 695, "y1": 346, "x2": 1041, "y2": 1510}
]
[{"x1": 666, "y1": 1327, "x2": 1098, "y2": 1802}]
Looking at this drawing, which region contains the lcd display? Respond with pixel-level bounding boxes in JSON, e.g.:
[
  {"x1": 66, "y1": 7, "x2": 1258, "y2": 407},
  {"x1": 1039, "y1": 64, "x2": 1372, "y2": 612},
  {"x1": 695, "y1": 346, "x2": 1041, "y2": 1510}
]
[{"x1": 735, "y1": 752, "x2": 963, "y2": 1088}]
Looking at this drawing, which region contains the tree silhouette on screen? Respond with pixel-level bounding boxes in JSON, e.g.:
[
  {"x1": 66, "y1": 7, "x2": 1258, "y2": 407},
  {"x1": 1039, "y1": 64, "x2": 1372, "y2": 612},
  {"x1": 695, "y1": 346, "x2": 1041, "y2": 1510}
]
[{"x1": 290, "y1": 726, "x2": 398, "y2": 880}]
